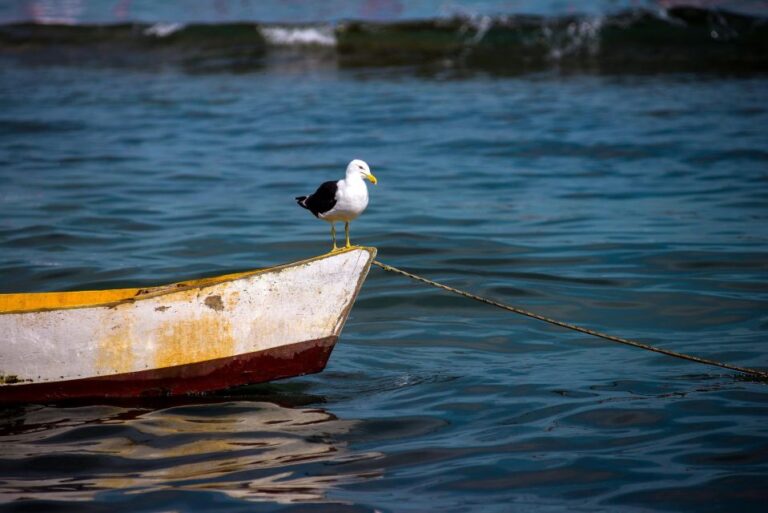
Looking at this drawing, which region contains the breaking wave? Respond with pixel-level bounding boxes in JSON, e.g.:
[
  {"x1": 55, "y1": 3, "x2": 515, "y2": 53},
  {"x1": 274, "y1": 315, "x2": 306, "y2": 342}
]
[
  {"x1": 1, "y1": 7, "x2": 766, "y2": 73},
  {"x1": 143, "y1": 22, "x2": 184, "y2": 38},
  {"x1": 260, "y1": 26, "x2": 336, "y2": 47}
]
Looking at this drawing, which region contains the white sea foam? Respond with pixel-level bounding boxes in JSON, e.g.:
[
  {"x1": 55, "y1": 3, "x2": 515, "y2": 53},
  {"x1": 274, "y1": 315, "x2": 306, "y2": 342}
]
[
  {"x1": 260, "y1": 26, "x2": 336, "y2": 47},
  {"x1": 144, "y1": 23, "x2": 184, "y2": 38},
  {"x1": 546, "y1": 16, "x2": 604, "y2": 60},
  {"x1": 468, "y1": 15, "x2": 493, "y2": 45}
]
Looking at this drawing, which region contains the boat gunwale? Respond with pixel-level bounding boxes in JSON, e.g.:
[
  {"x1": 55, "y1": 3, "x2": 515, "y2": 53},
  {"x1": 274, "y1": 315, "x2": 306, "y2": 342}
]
[{"x1": 0, "y1": 246, "x2": 376, "y2": 315}]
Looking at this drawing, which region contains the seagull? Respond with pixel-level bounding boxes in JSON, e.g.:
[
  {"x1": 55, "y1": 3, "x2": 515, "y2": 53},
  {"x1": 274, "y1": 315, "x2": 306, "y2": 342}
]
[{"x1": 296, "y1": 159, "x2": 377, "y2": 251}]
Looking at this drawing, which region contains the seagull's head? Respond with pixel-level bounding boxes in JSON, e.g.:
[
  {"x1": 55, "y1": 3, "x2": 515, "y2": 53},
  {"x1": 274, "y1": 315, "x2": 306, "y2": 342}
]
[{"x1": 347, "y1": 159, "x2": 377, "y2": 185}]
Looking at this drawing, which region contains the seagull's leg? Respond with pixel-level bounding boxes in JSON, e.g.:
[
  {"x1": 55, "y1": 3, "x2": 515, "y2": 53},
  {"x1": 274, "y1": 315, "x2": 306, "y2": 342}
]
[
  {"x1": 345, "y1": 221, "x2": 351, "y2": 248},
  {"x1": 331, "y1": 223, "x2": 338, "y2": 251}
]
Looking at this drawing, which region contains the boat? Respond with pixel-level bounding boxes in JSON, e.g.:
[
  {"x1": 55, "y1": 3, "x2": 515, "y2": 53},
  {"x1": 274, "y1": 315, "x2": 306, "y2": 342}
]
[{"x1": 0, "y1": 247, "x2": 376, "y2": 404}]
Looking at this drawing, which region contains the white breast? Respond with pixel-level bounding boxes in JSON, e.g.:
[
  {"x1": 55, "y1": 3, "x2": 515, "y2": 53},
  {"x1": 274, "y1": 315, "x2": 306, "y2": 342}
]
[{"x1": 320, "y1": 177, "x2": 368, "y2": 222}]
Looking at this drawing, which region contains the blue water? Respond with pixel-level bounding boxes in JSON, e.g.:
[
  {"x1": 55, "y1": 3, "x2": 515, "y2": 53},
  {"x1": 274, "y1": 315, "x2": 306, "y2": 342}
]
[{"x1": 1, "y1": 2, "x2": 768, "y2": 511}]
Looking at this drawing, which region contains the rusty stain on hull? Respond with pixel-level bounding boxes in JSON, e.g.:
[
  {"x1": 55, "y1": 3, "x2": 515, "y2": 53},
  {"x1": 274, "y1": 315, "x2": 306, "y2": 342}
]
[
  {"x1": 155, "y1": 315, "x2": 236, "y2": 369},
  {"x1": 96, "y1": 320, "x2": 136, "y2": 375}
]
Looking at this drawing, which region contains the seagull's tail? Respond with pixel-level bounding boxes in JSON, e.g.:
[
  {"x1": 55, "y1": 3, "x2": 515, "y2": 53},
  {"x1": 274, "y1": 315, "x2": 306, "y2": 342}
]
[{"x1": 295, "y1": 196, "x2": 309, "y2": 209}]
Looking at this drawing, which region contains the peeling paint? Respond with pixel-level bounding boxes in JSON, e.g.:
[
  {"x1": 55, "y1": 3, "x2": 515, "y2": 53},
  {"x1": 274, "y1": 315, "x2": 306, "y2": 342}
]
[
  {"x1": 225, "y1": 291, "x2": 240, "y2": 309},
  {"x1": 0, "y1": 374, "x2": 33, "y2": 384},
  {"x1": 204, "y1": 295, "x2": 224, "y2": 312}
]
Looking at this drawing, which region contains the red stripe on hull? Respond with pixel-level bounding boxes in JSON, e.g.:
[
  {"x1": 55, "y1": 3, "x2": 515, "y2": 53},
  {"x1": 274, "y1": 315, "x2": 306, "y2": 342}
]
[{"x1": 0, "y1": 336, "x2": 337, "y2": 405}]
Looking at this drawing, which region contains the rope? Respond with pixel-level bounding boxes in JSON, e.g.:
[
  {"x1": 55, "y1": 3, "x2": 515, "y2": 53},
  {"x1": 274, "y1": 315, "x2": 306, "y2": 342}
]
[{"x1": 372, "y1": 260, "x2": 768, "y2": 380}]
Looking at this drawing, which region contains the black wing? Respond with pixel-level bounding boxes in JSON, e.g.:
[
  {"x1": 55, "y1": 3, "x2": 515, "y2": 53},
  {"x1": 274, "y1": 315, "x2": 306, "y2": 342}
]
[{"x1": 296, "y1": 180, "x2": 338, "y2": 218}]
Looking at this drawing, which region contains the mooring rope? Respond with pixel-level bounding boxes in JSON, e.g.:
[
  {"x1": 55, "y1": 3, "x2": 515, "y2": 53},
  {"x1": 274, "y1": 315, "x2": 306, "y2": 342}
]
[{"x1": 372, "y1": 260, "x2": 768, "y2": 380}]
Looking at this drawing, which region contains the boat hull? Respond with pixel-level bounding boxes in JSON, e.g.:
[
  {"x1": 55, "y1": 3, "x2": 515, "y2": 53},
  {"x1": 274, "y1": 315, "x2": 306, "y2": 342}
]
[{"x1": 0, "y1": 247, "x2": 375, "y2": 404}]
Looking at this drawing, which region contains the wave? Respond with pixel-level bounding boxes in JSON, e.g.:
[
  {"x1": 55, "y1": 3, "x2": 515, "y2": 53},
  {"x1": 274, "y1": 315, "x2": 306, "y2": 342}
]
[{"x1": 1, "y1": 7, "x2": 766, "y2": 73}]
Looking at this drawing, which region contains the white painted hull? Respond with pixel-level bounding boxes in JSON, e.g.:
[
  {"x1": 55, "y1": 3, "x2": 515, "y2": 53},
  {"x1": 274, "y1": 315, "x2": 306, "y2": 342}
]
[{"x1": 0, "y1": 247, "x2": 375, "y2": 403}]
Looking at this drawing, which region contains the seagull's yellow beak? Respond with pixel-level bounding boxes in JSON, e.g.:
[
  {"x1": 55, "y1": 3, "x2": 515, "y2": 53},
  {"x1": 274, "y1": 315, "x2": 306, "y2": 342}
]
[{"x1": 366, "y1": 173, "x2": 378, "y2": 185}]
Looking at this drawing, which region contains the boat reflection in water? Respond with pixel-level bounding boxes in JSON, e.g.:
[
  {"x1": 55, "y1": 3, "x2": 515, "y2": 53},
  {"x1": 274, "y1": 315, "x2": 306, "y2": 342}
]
[{"x1": 0, "y1": 397, "x2": 381, "y2": 505}]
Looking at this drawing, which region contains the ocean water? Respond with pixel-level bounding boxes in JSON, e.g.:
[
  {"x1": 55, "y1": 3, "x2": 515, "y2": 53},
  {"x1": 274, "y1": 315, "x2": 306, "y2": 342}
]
[{"x1": 1, "y1": 1, "x2": 768, "y2": 512}]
